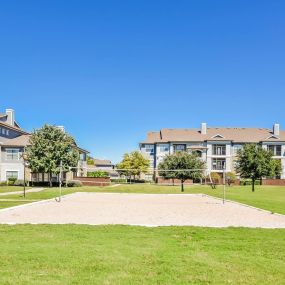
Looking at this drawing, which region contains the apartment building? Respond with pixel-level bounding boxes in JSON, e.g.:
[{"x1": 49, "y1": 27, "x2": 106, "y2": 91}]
[
  {"x1": 0, "y1": 108, "x2": 89, "y2": 182},
  {"x1": 140, "y1": 123, "x2": 285, "y2": 179}
]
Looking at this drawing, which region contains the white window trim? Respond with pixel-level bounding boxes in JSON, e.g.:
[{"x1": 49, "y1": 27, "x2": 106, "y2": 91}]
[
  {"x1": 5, "y1": 148, "x2": 20, "y2": 161},
  {"x1": 6, "y1": 170, "x2": 19, "y2": 180}
]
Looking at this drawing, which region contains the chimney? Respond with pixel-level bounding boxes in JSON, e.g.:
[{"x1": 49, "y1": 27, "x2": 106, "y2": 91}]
[
  {"x1": 6, "y1": 109, "x2": 15, "y2": 126},
  {"x1": 57, "y1": 126, "x2": 65, "y2": 133},
  {"x1": 273, "y1": 123, "x2": 280, "y2": 136},
  {"x1": 201, "y1": 123, "x2": 207, "y2": 135}
]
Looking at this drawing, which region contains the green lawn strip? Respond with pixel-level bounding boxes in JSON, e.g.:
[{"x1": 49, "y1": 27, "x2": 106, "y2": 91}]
[
  {"x1": 0, "y1": 225, "x2": 284, "y2": 285},
  {"x1": 0, "y1": 184, "x2": 284, "y2": 215},
  {"x1": 0, "y1": 201, "x2": 32, "y2": 209},
  {"x1": 0, "y1": 186, "x2": 32, "y2": 193}
]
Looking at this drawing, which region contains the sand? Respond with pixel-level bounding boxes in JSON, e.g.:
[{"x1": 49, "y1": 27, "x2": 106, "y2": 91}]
[{"x1": 0, "y1": 192, "x2": 285, "y2": 228}]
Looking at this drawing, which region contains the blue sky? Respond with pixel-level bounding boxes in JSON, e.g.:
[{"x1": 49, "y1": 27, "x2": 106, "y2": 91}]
[{"x1": 0, "y1": 0, "x2": 285, "y2": 163}]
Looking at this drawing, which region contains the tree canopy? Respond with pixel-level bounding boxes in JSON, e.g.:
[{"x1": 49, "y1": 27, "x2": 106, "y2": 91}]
[
  {"x1": 158, "y1": 151, "x2": 206, "y2": 192},
  {"x1": 235, "y1": 144, "x2": 282, "y2": 192},
  {"x1": 26, "y1": 125, "x2": 79, "y2": 187},
  {"x1": 116, "y1": 151, "x2": 150, "y2": 180}
]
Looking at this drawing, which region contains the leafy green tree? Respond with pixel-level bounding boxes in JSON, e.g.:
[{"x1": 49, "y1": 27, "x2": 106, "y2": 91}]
[
  {"x1": 210, "y1": 172, "x2": 221, "y2": 189},
  {"x1": 269, "y1": 159, "x2": 282, "y2": 179},
  {"x1": 226, "y1": 172, "x2": 237, "y2": 187},
  {"x1": 117, "y1": 151, "x2": 150, "y2": 180},
  {"x1": 235, "y1": 144, "x2": 281, "y2": 192},
  {"x1": 26, "y1": 125, "x2": 79, "y2": 187},
  {"x1": 158, "y1": 152, "x2": 206, "y2": 192},
  {"x1": 87, "y1": 155, "x2": 94, "y2": 165}
]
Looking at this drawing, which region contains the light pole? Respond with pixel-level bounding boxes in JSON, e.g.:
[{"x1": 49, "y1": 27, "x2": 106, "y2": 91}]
[
  {"x1": 223, "y1": 166, "x2": 226, "y2": 204},
  {"x1": 22, "y1": 152, "x2": 28, "y2": 198}
]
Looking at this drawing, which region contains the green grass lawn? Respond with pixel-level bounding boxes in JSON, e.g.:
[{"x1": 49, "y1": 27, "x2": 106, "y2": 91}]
[
  {"x1": 0, "y1": 225, "x2": 284, "y2": 285},
  {"x1": 0, "y1": 186, "x2": 31, "y2": 193},
  {"x1": 0, "y1": 184, "x2": 284, "y2": 214}
]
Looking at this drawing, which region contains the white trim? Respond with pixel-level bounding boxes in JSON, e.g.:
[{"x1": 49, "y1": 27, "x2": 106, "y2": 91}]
[
  {"x1": 6, "y1": 170, "x2": 19, "y2": 180},
  {"x1": 5, "y1": 148, "x2": 20, "y2": 161},
  {"x1": 266, "y1": 135, "x2": 280, "y2": 140},
  {"x1": 211, "y1": 134, "x2": 225, "y2": 139}
]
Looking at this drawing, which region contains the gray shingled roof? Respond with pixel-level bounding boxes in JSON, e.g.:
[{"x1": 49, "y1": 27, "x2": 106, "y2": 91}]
[{"x1": 141, "y1": 127, "x2": 285, "y2": 144}]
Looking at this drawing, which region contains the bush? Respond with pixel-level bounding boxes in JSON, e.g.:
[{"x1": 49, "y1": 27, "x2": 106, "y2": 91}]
[
  {"x1": 67, "y1": 180, "x2": 82, "y2": 187},
  {"x1": 240, "y1": 179, "x2": 261, "y2": 186},
  {"x1": 7, "y1": 177, "x2": 17, "y2": 186},
  {"x1": 111, "y1": 178, "x2": 127, "y2": 183},
  {"x1": 87, "y1": 171, "x2": 109, "y2": 178},
  {"x1": 226, "y1": 172, "x2": 237, "y2": 186},
  {"x1": 209, "y1": 172, "x2": 221, "y2": 189},
  {"x1": 13, "y1": 179, "x2": 28, "y2": 186}
]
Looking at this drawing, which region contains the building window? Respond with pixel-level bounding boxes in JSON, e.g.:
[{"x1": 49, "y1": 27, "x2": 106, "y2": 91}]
[
  {"x1": 159, "y1": 145, "x2": 169, "y2": 152},
  {"x1": 6, "y1": 171, "x2": 18, "y2": 179},
  {"x1": 212, "y1": 158, "x2": 226, "y2": 170},
  {"x1": 6, "y1": 149, "x2": 20, "y2": 160},
  {"x1": 145, "y1": 145, "x2": 154, "y2": 155},
  {"x1": 193, "y1": 150, "x2": 202, "y2": 157},
  {"x1": 267, "y1": 145, "x2": 282, "y2": 156},
  {"x1": 233, "y1": 144, "x2": 243, "y2": 155},
  {"x1": 174, "y1": 144, "x2": 186, "y2": 152},
  {"x1": 212, "y1": 144, "x2": 226, "y2": 155}
]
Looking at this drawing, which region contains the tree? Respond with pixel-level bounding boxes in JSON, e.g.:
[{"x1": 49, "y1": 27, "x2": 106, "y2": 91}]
[
  {"x1": 158, "y1": 152, "x2": 206, "y2": 192},
  {"x1": 235, "y1": 144, "x2": 281, "y2": 192},
  {"x1": 26, "y1": 125, "x2": 79, "y2": 187},
  {"x1": 117, "y1": 151, "x2": 150, "y2": 180},
  {"x1": 226, "y1": 172, "x2": 237, "y2": 187},
  {"x1": 269, "y1": 159, "x2": 282, "y2": 179},
  {"x1": 210, "y1": 172, "x2": 221, "y2": 189},
  {"x1": 87, "y1": 155, "x2": 94, "y2": 165}
]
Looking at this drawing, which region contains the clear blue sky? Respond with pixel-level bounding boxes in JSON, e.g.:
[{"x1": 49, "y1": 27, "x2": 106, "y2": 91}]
[{"x1": 1, "y1": 0, "x2": 284, "y2": 163}]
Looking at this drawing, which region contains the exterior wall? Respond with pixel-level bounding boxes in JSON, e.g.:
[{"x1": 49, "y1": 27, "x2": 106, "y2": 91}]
[
  {"x1": 74, "y1": 176, "x2": 111, "y2": 186},
  {"x1": 0, "y1": 146, "x2": 25, "y2": 181},
  {"x1": 140, "y1": 140, "x2": 285, "y2": 179}
]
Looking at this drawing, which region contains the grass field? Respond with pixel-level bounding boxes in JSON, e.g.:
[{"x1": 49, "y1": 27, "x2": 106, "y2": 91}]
[
  {"x1": 0, "y1": 186, "x2": 31, "y2": 193},
  {"x1": 0, "y1": 225, "x2": 284, "y2": 285},
  {"x1": 0, "y1": 185, "x2": 285, "y2": 284},
  {"x1": 0, "y1": 184, "x2": 284, "y2": 214}
]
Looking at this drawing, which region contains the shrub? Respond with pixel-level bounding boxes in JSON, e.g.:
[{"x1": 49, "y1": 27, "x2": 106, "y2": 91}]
[
  {"x1": 13, "y1": 179, "x2": 28, "y2": 186},
  {"x1": 67, "y1": 180, "x2": 82, "y2": 187},
  {"x1": 210, "y1": 172, "x2": 221, "y2": 189},
  {"x1": 87, "y1": 171, "x2": 109, "y2": 178},
  {"x1": 240, "y1": 179, "x2": 261, "y2": 186},
  {"x1": 7, "y1": 177, "x2": 17, "y2": 186},
  {"x1": 226, "y1": 172, "x2": 237, "y2": 186},
  {"x1": 111, "y1": 178, "x2": 127, "y2": 183}
]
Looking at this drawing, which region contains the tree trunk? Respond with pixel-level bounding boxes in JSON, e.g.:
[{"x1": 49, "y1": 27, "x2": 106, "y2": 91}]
[
  {"x1": 49, "y1": 172, "x2": 53, "y2": 188},
  {"x1": 181, "y1": 180, "x2": 184, "y2": 192},
  {"x1": 252, "y1": 178, "x2": 255, "y2": 192}
]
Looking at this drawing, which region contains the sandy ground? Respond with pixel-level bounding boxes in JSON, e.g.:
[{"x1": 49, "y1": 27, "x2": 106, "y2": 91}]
[{"x1": 0, "y1": 192, "x2": 285, "y2": 228}]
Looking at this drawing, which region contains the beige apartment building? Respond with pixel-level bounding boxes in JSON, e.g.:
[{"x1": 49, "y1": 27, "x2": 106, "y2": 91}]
[
  {"x1": 140, "y1": 123, "x2": 285, "y2": 179},
  {"x1": 0, "y1": 108, "x2": 89, "y2": 183}
]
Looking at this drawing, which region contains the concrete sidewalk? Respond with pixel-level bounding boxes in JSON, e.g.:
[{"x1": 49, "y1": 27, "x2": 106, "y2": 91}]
[{"x1": 0, "y1": 188, "x2": 44, "y2": 196}]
